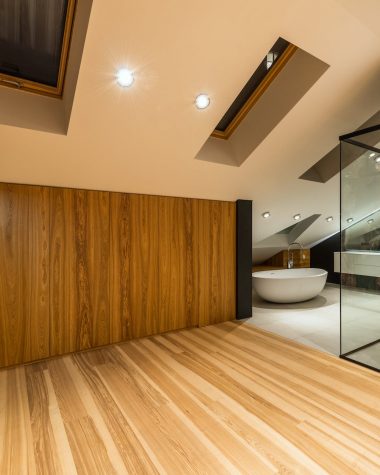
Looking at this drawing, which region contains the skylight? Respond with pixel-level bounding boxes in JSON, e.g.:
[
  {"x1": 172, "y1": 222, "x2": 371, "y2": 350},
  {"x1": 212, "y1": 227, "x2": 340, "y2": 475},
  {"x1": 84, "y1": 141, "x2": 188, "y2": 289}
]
[
  {"x1": 212, "y1": 38, "x2": 296, "y2": 139},
  {"x1": 0, "y1": 0, "x2": 76, "y2": 97}
]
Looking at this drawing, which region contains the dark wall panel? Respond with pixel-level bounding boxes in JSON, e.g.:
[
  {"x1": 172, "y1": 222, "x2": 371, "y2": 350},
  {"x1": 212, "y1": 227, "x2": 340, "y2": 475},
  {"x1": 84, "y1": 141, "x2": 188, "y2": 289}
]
[
  {"x1": 236, "y1": 200, "x2": 252, "y2": 319},
  {"x1": 310, "y1": 232, "x2": 340, "y2": 284}
]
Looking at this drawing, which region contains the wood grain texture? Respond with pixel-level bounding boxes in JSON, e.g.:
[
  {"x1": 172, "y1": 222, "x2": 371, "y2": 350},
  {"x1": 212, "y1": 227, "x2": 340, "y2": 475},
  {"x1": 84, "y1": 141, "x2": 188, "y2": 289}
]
[
  {"x1": 73, "y1": 190, "x2": 110, "y2": 350},
  {"x1": 25, "y1": 365, "x2": 63, "y2": 475},
  {"x1": 27, "y1": 186, "x2": 50, "y2": 361},
  {"x1": 110, "y1": 195, "x2": 234, "y2": 342},
  {"x1": 0, "y1": 367, "x2": 36, "y2": 474},
  {"x1": 0, "y1": 184, "x2": 50, "y2": 366},
  {"x1": 0, "y1": 184, "x2": 29, "y2": 367},
  {"x1": 50, "y1": 187, "x2": 75, "y2": 355},
  {"x1": 264, "y1": 249, "x2": 310, "y2": 268},
  {"x1": 157, "y1": 197, "x2": 198, "y2": 333},
  {"x1": 1, "y1": 182, "x2": 235, "y2": 367},
  {"x1": 197, "y1": 200, "x2": 236, "y2": 326},
  {"x1": 1, "y1": 322, "x2": 380, "y2": 474},
  {"x1": 110, "y1": 192, "x2": 132, "y2": 343},
  {"x1": 110, "y1": 193, "x2": 159, "y2": 342},
  {"x1": 50, "y1": 188, "x2": 110, "y2": 355}
]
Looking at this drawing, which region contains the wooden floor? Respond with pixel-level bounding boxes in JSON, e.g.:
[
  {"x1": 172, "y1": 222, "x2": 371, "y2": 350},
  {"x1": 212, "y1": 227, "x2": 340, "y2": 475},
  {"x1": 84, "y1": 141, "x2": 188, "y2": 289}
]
[{"x1": 1, "y1": 322, "x2": 380, "y2": 474}]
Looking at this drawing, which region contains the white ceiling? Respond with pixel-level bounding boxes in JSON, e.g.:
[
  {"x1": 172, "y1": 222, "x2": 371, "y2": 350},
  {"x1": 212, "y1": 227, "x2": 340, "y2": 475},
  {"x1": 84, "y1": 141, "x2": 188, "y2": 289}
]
[{"x1": 0, "y1": 0, "x2": 379, "y2": 257}]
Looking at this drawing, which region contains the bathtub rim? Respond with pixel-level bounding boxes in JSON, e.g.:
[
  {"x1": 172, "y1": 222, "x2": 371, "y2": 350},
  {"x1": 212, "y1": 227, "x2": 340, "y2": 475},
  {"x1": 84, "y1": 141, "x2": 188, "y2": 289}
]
[{"x1": 252, "y1": 268, "x2": 328, "y2": 280}]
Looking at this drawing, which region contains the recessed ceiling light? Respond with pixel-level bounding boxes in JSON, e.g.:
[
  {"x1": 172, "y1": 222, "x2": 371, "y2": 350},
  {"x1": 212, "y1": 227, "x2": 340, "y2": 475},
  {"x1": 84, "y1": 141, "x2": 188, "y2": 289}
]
[
  {"x1": 368, "y1": 218, "x2": 375, "y2": 224},
  {"x1": 369, "y1": 152, "x2": 376, "y2": 158},
  {"x1": 347, "y1": 218, "x2": 354, "y2": 223},
  {"x1": 195, "y1": 94, "x2": 210, "y2": 109},
  {"x1": 375, "y1": 156, "x2": 380, "y2": 163},
  {"x1": 293, "y1": 214, "x2": 301, "y2": 221},
  {"x1": 116, "y1": 68, "x2": 134, "y2": 87},
  {"x1": 262, "y1": 211, "x2": 271, "y2": 219},
  {"x1": 326, "y1": 216, "x2": 333, "y2": 222}
]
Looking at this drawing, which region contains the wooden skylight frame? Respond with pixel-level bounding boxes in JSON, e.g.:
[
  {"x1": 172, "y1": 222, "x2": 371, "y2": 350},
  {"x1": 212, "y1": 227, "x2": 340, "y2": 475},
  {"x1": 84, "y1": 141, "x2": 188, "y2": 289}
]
[
  {"x1": 211, "y1": 43, "x2": 298, "y2": 140},
  {"x1": 0, "y1": 0, "x2": 77, "y2": 98}
]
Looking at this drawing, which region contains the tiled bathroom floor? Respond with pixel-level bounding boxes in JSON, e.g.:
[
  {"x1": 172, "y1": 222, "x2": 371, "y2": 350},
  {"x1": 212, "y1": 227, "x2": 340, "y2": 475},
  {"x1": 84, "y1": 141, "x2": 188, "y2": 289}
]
[
  {"x1": 249, "y1": 284, "x2": 380, "y2": 364},
  {"x1": 347, "y1": 342, "x2": 380, "y2": 368},
  {"x1": 249, "y1": 284, "x2": 341, "y2": 355}
]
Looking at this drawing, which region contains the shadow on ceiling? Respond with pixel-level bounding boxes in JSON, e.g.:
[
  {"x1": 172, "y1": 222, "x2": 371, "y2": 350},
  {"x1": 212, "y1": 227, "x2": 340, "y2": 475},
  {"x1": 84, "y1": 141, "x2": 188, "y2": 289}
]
[
  {"x1": 0, "y1": 0, "x2": 93, "y2": 135},
  {"x1": 299, "y1": 110, "x2": 380, "y2": 183}
]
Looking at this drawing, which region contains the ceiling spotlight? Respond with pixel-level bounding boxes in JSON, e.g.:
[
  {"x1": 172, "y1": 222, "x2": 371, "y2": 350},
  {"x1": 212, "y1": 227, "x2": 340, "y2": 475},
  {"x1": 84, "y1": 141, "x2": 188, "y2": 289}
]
[
  {"x1": 368, "y1": 218, "x2": 375, "y2": 224},
  {"x1": 347, "y1": 218, "x2": 354, "y2": 223},
  {"x1": 195, "y1": 94, "x2": 210, "y2": 109},
  {"x1": 116, "y1": 68, "x2": 134, "y2": 87},
  {"x1": 375, "y1": 156, "x2": 380, "y2": 163},
  {"x1": 293, "y1": 214, "x2": 301, "y2": 221},
  {"x1": 369, "y1": 152, "x2": 376, "y2": 158},
  {"x1": 326, "y1": 216, "x2": 333, "y2": 222},
  {"x1": 262, "y1": 211, "x2": 271, "y2": 219}
]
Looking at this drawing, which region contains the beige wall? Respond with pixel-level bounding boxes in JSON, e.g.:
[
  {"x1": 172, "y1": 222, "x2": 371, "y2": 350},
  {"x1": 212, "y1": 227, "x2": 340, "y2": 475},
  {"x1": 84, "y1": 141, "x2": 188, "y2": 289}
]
[{"x1": 0, "y1": 0, "x2": 379, "y2": 253}]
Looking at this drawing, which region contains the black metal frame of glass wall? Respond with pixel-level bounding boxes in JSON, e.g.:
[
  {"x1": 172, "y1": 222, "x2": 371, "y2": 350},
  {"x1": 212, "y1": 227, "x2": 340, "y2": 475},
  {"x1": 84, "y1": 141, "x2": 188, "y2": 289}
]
[{"x1": 339, "y1": 124, "x2": 380, "y2": 373}]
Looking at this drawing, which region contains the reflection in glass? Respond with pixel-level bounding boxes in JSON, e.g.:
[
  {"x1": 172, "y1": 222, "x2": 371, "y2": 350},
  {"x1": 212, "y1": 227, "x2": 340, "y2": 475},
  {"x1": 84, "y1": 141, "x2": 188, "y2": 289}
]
[{"x1": 340, "y1": 126, "x2": 380, "y2": 371}]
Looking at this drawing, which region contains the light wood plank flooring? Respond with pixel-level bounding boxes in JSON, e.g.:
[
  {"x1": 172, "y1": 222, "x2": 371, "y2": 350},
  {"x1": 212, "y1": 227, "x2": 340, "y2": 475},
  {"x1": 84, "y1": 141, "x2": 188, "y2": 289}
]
[{"x1": 1, "y1": 321, "x2": 380, "y2": 474}]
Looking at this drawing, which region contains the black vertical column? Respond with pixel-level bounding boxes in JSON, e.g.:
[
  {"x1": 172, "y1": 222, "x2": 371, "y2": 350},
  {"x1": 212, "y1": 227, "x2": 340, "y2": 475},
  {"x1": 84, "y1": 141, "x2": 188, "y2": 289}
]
[{"x1": 236, "y1": 199, "x2": 252, "y2": 319}]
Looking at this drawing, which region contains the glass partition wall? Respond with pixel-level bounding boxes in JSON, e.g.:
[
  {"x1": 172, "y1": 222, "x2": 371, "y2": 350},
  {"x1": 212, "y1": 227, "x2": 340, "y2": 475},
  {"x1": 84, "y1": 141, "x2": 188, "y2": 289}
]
[{"x1": 340, "y1": 125, "x2": 380, "y2": 371}]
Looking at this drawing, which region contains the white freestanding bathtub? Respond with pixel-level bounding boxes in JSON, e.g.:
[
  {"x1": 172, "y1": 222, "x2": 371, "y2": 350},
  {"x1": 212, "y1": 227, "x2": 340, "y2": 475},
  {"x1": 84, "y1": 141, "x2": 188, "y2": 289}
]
[{"x1": 252, "y1": 268, "x2": 328, "y2": 304}]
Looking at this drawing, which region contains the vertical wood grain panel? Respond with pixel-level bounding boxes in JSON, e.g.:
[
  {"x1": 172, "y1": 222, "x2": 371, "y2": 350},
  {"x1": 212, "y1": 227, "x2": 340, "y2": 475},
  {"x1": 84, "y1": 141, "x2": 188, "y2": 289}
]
[
  {"x1": 129, "y1": 194, "x2": 159, "y2": 339},
  {"x1": 74, "y1": 190, "x2": 110, "y2": 350},
  {"x1": 1, "y1": 182, "x2": 235, "y2": 368},
  {"x1": 264, "y1": 249, "x2": 310, "y2": 268},
  {"x1": 0, "y1": 183, "x2": 49, "y2": 366},
  {"x1": 0, "y1": 184, "x2": 29, "y2": 366},
  {"x1": 110, "y1": 194, "x2": 159, "y2": 342},
  {"x1": 50, "y1": 188, "x2": 110, "y2": 355},
  {"x1": 92, "y1": 191, "x2": 111, "y2": 347},
  {"x1": 50, "y1": 188, "x2": 75, "y2": 355},
  {"x1": 197, "y1": 200, "x2": 236, "y2": 326},
  {"x1": 158, "y1": 197, "x2": 198, "y2": 333},
  {"x1": 27, "y1": 186, "x2": 50, "y2": 361},
  {"x1": 110, "y1": 193, "x2": 132, "y2": 342}
]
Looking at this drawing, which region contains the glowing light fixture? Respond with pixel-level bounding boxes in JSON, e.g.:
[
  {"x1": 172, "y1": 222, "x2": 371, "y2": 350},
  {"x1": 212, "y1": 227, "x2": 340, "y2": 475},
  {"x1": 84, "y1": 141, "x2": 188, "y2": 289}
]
[
  {"x1": 369, "y1": 152, "x2": 376, "y2": 158},
  {"x1": 375, "y1": 156, "x2": 380, "y2": 163},
  {"x1": 347, "y1": 218, "x2": 354, "y2": 223},
  {"x1": 195, "y1": 94, "x2": 210, "y2": 109},
  {"x1": 368, "y1": 218, "x2": 375, "y2": 224},
  {"x1": 293, "y1": 214, "x2": 301, "y2": 221},
  {"x1": 326, "y1": 216, "x2": 333, "y2": 222},
  {"x1": 262, "y1": 211, "x2": 271, "y2": 219},
  {"x1": 116, "y1": 68, "x2": 134, "y2": 87}
]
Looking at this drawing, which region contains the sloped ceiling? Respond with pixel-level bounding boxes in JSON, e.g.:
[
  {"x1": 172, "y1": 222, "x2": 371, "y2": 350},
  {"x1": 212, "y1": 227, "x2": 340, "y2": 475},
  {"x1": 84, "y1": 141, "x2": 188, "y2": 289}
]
[{"x1": 0, "y1": 0, "x2": 380, "y2": 258}]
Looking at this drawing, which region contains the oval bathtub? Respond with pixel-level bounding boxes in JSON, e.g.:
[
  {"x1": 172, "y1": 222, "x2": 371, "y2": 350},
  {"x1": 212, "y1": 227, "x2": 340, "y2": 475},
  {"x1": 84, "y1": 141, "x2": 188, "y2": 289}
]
[{"x1": 252, "y1": 268, "x2": 328, "y2": 304}]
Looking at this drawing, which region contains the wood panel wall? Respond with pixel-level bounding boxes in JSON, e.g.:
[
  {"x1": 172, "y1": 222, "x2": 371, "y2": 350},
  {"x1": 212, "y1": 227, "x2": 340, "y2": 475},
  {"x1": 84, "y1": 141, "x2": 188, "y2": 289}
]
[
  {"x1": 198, "y1": 200, "x2": 236, "y2": 326},
  {"x1": 263, "y1": 249, "x2": 310, "y2": 269},
  {"x1": 0, "y1": 183, "x2": 236, "y2": 368},
  {"x1": 50, "y1": 188, "x2": 110, "y2": 356},
  {"x1": 0, "y1": 184, "x2": 50, "y2": 367}
]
